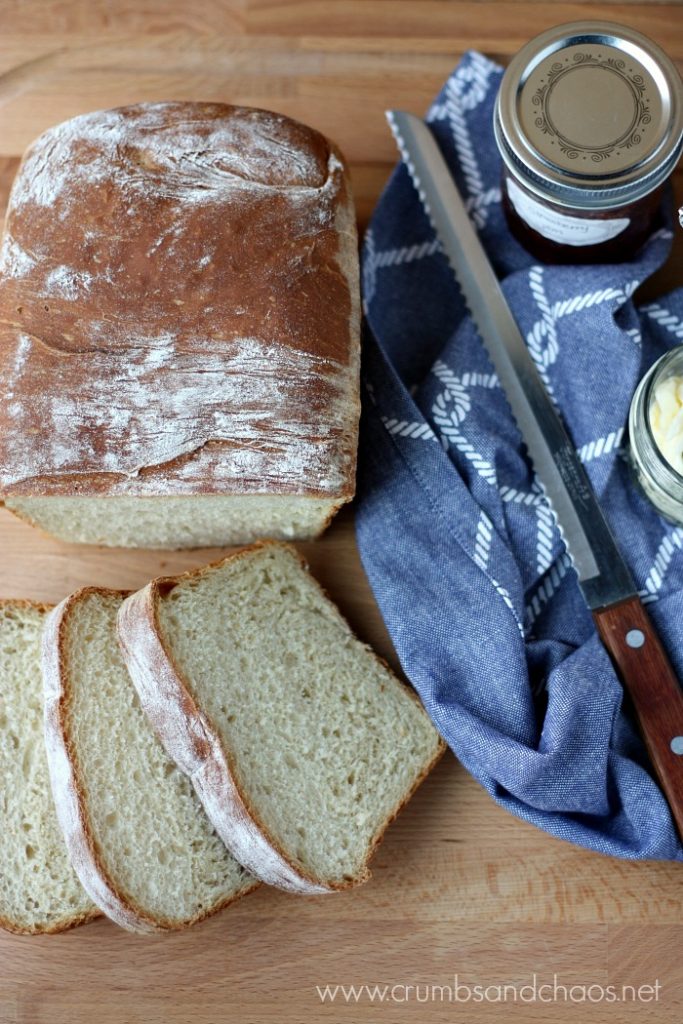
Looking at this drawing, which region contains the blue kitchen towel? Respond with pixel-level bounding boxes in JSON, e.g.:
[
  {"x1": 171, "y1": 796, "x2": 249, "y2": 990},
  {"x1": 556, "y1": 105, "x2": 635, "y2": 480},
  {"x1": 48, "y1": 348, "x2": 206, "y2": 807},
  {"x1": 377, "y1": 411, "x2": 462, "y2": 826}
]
[{"x1": 357, "y1": 51, "x2": 683, "y2": 860}]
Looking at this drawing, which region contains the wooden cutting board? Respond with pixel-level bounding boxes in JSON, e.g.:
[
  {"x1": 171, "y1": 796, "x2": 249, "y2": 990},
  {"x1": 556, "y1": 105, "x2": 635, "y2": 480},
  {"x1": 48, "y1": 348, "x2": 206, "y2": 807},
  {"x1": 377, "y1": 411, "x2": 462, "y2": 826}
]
[{"x1": 1, "y1": 4, "x2": 682, "y2": 1023}]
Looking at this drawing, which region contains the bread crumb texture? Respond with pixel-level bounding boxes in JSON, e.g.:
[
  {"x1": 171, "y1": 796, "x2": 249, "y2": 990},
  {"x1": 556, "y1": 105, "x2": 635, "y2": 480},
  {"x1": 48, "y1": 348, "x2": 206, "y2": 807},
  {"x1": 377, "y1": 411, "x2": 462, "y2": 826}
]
[
  {"x1": 0, "y1": 601, "x2": 95, "y2": 933},
  {"x1": 154, "y1": 544, "x2": 443, "y2": 887},
  {"x1": 46, "y1": 589, "x2": 255, "y2": 930}
]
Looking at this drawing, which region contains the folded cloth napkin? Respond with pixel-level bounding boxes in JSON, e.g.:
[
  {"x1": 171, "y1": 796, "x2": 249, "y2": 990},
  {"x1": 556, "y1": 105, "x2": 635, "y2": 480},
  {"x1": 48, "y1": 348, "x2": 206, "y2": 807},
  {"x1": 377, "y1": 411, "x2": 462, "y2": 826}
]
[{"x1": 357, "y1": 51, "x2": 683, "y2": 860}]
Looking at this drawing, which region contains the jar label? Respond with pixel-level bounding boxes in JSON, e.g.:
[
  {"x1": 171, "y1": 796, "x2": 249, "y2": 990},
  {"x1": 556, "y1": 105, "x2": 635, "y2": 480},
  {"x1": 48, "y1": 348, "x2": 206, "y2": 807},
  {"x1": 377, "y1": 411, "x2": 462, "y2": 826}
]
[{"x1": 507, "y1": 179, "x2": 630, "y2": 246}]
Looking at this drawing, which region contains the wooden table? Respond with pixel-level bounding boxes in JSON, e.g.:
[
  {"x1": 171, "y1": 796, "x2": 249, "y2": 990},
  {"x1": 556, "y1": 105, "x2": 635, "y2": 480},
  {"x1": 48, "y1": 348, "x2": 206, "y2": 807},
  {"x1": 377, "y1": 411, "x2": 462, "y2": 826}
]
[{"x1": 0, "y1": 3, "x2": 682, "y2": 1022}]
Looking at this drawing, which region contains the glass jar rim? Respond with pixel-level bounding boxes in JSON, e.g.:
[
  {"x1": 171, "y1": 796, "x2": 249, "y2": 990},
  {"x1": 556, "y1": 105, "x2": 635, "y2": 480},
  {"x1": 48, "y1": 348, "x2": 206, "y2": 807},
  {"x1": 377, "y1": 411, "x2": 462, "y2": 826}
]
[
  {"x1": 494, "y1": 21, "x2": 683, "y2": 211},
  {"x1": 641, "y1": 347, "x2": 683, "y2": 487}
]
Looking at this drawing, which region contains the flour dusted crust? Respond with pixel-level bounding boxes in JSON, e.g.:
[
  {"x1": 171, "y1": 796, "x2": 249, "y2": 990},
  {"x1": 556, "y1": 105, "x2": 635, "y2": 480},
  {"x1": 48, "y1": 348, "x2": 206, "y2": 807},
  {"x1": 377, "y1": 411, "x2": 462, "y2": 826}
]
[
  {"x1": 0, "y1": 102, "x2": 360, "y2": 500},
  {"x1": 42, "y1": 588, "x2": 259, "y2": 932},
  {"x1": 116, "y1": 542, "x2": 446, "y2": 894}
]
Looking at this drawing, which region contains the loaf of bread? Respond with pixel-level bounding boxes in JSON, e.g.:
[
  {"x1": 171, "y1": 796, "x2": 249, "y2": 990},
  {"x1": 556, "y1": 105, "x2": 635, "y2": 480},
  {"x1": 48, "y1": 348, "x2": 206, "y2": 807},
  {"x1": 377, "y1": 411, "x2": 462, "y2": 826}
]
[
  {"x1": 117, "y1": 543, "x2": 445, "y2": 893},
  {"x1": 0, "y1": 102, "x2": 360, "y2": 548},
  {"x1": 42, "y1": 587, "x2": 258, "y2": 932}
]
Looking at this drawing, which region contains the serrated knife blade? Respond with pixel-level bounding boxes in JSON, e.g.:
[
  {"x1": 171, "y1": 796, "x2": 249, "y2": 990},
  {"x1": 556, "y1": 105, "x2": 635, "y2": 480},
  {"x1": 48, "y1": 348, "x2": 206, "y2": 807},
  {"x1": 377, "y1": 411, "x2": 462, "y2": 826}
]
[
  {"x1": 387, "y1": 109, "x2": 632, "y2": 610},
  {"x1": 387, "y1": 109, "x2": 683, "y2": 839}
]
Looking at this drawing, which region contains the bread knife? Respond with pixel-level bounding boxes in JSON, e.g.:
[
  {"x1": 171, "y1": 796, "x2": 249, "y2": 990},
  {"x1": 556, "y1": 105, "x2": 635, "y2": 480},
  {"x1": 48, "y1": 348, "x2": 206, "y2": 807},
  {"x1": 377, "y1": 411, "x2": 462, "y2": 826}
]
[{"x1": 387, "y1": 109, "x2": 683, "y2": 841}]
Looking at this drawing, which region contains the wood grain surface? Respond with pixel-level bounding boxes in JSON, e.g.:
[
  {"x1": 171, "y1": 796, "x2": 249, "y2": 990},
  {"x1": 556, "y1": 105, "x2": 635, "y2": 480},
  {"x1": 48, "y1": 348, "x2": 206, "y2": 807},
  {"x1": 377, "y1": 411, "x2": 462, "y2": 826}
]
[{"x1": 0, "y1": 2, "x2": 682, "y2": 1023}]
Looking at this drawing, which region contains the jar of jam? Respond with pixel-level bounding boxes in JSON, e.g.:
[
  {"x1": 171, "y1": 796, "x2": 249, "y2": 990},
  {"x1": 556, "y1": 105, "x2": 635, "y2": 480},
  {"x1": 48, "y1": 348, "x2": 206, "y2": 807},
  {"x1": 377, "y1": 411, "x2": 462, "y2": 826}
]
[
  {"x1": 629, "y1": 346, "x2": 683, "y2": 525},
  {"x1": 494, "y1": 22, "x2": 683, "y2": 263}
]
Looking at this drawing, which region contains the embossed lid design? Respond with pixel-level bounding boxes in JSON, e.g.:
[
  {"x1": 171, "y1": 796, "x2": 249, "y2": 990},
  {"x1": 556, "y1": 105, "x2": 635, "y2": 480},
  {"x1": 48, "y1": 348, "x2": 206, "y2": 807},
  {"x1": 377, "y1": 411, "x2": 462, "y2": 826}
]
[{"x1": 494, "y1": 22, "x2": 683, "y2": 209}]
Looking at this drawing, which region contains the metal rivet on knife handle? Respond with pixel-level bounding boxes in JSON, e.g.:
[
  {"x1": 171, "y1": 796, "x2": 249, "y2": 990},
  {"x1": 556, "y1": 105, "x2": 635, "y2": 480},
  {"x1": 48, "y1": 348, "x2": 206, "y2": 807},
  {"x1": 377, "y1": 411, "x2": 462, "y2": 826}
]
[{"x1": 593, "y1": 597, "x2": 683, "y2": 838}]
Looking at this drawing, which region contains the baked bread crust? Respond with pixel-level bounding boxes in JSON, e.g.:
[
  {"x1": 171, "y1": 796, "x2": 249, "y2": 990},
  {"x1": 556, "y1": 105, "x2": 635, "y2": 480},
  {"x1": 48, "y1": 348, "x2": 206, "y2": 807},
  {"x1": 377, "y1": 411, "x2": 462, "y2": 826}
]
[
  {"x1": 42, "y1": 587, "x2": 260, "y2": 933},
  {"x1": 0, "y1": 909, "x2": 98, "y2": 937},
  {"x1": 0, "y1": 102, "x2": 360, "y2": 501},
  {"x1": 0, "y1": 597, "x2": 100, "y2": 936},
  {"x1": 116, "y1": 542, "x2": 446, "y2": 894}
]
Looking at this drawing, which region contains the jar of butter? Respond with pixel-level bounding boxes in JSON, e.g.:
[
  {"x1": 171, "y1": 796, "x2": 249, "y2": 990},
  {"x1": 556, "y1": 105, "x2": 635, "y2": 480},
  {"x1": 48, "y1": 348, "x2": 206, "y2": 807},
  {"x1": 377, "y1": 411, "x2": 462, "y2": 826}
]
[
  {"x1": 494, "y1": 22, "x2": 683, "y2": 263},
  {"x1": 629, "y1": 347, "x2": 683, "y2": 524}
]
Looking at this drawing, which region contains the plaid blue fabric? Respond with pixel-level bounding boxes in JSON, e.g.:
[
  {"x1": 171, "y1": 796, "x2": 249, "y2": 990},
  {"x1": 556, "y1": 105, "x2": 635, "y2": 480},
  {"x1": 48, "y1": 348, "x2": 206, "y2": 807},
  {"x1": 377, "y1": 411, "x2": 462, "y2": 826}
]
[{"x1": 357, "y1": 51, "x2": 683, "y2": 860}]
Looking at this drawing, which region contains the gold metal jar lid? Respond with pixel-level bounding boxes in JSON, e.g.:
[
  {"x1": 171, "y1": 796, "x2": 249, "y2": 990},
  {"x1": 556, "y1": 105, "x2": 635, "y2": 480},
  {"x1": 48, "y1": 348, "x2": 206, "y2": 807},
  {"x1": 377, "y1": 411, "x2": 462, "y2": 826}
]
[{"x1": 494, "y1": 21, "x2": 683, "y2": 210}]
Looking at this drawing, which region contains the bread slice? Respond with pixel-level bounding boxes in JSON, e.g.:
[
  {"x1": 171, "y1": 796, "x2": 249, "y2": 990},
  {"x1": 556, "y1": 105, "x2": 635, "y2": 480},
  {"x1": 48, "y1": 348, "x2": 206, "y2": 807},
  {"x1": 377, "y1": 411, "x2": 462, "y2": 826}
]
[
  {"x1": 42, "y1": 588, "x2": 258, "y2": 933},
  {"x1": 117, "y1": 543, "x2": 445, "y2": 894},
  {"x1": 0, "y1": 600, "x2": 97, "y2": 934}
]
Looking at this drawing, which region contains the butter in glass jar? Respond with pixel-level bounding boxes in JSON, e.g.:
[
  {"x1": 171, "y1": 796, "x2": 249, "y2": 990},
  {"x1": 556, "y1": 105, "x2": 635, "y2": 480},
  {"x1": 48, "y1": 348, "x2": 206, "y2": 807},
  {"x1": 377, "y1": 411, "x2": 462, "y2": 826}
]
[
  {"x1": 629, "y1": 347, "x2": 683, "y2": 525},
  {"x1": 494, "y1": 22, "x2": 683, "y2": 264}
]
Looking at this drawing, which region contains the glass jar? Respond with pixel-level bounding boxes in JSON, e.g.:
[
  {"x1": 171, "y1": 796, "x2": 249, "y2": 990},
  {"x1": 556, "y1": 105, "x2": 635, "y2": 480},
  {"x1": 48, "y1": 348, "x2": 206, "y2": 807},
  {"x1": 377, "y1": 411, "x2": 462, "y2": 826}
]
[
  {"x1": 494, "y1": 22, "x2": 683, "y2": 264},
  {"x1": 629, "y1": 346, "x2": 683, "y2": 525}
]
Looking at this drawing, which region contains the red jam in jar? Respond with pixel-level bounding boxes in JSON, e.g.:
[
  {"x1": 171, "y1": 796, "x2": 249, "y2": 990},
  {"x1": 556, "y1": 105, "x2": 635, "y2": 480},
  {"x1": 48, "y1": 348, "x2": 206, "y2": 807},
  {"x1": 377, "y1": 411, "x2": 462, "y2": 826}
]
[{"x1": 494, "y1": 22, "x2": 683, "y2": 264}]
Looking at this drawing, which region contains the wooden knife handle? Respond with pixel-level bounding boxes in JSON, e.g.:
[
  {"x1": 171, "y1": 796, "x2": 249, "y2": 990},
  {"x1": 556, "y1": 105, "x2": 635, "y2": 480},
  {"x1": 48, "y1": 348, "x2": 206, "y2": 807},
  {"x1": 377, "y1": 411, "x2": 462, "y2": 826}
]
[{"x1": 593, "y1": 595, "x2": 683, "y2": 842}]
